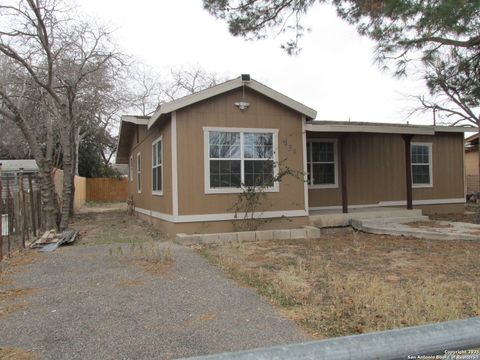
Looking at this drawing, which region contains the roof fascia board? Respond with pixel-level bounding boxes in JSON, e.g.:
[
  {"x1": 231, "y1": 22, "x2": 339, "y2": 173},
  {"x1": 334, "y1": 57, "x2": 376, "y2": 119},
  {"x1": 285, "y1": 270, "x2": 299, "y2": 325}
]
[
  {"x1": 248, "y1": 81, "x2": 317, "y2": 119},
  {"x1": 148, "y1": 78, "x2": 317, "y2": 129},
  {"x1": 122, "y1": 115, "x2": 149, "y2": 126},
  {"x1": 433, "y1": 126, "x2": 474, "y2": 133},
  {"x1": 305, "y1": 123, "x2": 434, "y2": 135},
  {"x1": 148, "y1": 78, "x2": 242, "y2": 129}
]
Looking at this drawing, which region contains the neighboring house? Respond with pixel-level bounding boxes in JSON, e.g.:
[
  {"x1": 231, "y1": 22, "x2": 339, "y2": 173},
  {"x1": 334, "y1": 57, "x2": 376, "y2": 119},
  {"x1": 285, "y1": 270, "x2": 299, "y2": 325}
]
[
  {"x1": 116, "y1": 75, "x2": 468, "y2": 235},
  {"x1": 464, "y1": 133, "x2": 479, "y2": 194},
  {"x1": 0, "y1": 159, "x2": 39, "y2": 192}
]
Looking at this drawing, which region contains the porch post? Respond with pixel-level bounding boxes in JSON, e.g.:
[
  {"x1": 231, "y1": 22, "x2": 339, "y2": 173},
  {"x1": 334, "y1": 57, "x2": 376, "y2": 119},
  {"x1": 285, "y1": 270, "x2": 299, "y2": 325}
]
[
  {"x1": 339, "y1": 134, "x2": 348, "y2": 213},
  {"x1": 402, "y1": 134, "x2": 414, "y2": 210}
]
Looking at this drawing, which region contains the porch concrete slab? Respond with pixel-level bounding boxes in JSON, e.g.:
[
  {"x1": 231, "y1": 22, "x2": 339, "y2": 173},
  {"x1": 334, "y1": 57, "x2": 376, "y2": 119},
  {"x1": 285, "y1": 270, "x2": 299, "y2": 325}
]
[
  {"x1": 309, "y1": 207, "x2": 423, "y2": 228},
  {"x1": 353, "y1": 218, "x2": 480, "y2": 241}
]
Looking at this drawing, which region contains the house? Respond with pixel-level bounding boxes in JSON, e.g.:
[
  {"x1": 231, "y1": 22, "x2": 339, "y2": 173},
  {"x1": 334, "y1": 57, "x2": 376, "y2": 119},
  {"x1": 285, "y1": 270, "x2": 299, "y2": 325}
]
[
  {"x1": 0, "y1": 159, "x2": 39, "y2": 192},
  {"x1": 116, "y1": 75, "x2": 468, "y2": 235},
  {"x1": 464, "y1": 133, "x2": 479, "y2": 194}
]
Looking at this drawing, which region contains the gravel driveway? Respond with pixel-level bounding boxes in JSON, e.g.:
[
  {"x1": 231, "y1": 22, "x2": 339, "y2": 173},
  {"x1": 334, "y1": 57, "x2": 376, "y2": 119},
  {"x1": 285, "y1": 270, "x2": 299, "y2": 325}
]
[{"x1": 0, "y1": 210, "x2": 308, "y2": 359}]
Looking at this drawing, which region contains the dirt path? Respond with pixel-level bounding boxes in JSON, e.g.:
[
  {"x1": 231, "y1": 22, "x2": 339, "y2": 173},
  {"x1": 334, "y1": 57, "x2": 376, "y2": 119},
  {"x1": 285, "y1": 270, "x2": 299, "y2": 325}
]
[{"x1": 0, "y1": 210, "x2": 308, "y2": 360}]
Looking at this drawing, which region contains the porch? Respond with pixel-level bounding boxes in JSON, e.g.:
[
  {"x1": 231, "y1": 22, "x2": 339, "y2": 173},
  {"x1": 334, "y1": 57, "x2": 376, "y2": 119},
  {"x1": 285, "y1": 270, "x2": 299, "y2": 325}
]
[
  {"x1": 309, "y1": 206, "x2": 423, "y2": 228},
  {"x1": 304, "y1": 121, "x2": 467, "y2": 217}
]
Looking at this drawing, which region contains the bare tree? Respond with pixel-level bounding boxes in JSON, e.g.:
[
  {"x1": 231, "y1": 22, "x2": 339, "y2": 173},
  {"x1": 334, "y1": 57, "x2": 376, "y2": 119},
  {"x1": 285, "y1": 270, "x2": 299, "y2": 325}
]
[
  {"x1": 410, "y1": 51, "x2": 479, "y2": 187},
  {"x1": 0, "y1": 0, "x2": 124, "y2": 230},
  {"x1": 129, "y1": 64, "x2": 228, "y2": 116},
  {"x1": 163, "y1": 66, "x2": 227, "y2": 101}
]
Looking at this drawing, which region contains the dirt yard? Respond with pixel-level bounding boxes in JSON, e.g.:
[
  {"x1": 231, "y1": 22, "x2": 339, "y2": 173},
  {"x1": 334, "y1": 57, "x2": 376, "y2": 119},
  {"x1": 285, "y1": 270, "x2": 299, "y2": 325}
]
[
  {"x1": 429, "y1": 205, "x2": 480, "y2": 224},
  {"x1": 0, "y1": 206, "x2": 307, "y2": 359},
  {"x1": 195, "y1": 229, "x2": 480, "y2": 339}
]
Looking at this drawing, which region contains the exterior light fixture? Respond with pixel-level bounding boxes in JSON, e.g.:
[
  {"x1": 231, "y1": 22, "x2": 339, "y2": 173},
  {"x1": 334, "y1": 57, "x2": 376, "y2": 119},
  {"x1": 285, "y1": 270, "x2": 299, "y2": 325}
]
[{"x1": 234, "y1": 101, "x2": 250, "y2": 111}]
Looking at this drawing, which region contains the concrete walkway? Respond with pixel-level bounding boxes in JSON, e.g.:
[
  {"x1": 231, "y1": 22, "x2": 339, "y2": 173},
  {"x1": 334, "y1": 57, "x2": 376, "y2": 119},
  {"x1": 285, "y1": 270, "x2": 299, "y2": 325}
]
[
  {"x1": 0, "y1": 242, "x2": 308, "y2": 359},
  {"x1": 352, "y1": 217, "x2": 480, "y2": 241}
]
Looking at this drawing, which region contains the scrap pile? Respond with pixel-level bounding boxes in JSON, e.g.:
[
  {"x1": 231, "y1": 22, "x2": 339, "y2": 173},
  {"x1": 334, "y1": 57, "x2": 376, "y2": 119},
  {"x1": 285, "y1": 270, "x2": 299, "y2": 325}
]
[{"x1": 30, "y1": 229, "x2": 79, "y2": 252}]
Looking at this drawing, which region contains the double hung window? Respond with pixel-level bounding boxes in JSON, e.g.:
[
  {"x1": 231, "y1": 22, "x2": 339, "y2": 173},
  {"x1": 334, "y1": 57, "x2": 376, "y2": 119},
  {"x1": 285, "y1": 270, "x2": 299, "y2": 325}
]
[
  {"x1": 152, "y1": 137, "x2": 163, "y2": 194},
  {"x1": 307, "y1": 140, "x2": 337, "y2": 187},
  {"x1": 411, "y1": 143, "x2": 432, "y2": 187},
  {"x1": 205, "y1": 128, "x2": 277, "y2": 193}
]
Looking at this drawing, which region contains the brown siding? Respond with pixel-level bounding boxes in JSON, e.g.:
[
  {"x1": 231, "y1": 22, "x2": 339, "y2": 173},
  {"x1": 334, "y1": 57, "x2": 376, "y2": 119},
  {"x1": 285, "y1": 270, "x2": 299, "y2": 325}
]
[
  {"x1": 128, "y1": 119, "x2": 173, "y2": 215},
  {"x1": 308, "y1": 132, "x2": 465, "y2": 208},
  {"x1": 176, "y1": 87, "x2": 306, "y2": 216},
  {"x1": 137, "y1": 212, "x2": 308, "y2": 237},
  {"x1": 465, "y1": 150, "x2": 478, "y2": 176}
]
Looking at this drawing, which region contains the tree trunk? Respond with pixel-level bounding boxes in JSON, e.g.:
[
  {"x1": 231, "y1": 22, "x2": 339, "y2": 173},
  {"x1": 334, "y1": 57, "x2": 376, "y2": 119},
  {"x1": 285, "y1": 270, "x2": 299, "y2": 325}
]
[
  {"x1": 59, "y1": 123, "x2": 73, "y2": 231},
  {"x1": 477, "y1": 129, "x2": 480, "y2": 194},
  {"x1": 7, "y1": 115, "x2": 59, "y2": 230}
]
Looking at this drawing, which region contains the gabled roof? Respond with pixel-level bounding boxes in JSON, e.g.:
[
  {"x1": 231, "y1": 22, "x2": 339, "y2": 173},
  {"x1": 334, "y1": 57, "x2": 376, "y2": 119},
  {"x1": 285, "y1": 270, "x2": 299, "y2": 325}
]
[
  {"x1": 148, "y1": 76, "x2": 317, "y2": 129},
  {"x1": 115, "y1": 115, "x2": 150, "y2": 164}
]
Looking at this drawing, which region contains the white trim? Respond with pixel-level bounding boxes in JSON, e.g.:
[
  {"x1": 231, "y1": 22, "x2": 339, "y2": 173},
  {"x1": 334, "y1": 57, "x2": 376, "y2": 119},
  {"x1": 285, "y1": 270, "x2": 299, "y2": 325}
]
[
  {"x1": 411, "y1": 142, "x2": 433, "y2": 188},
  {"x1": 307, "y1": 138, "x2": 339, "y2": 189},
  {"x1": 136, "y1": 152, "x2": 142, "y2": 194},
  {"x1": 305, "y1": 122, "x2": 434, "y2": 135},
  {"x1": 305, "y1": 121, "x2": 472, "y2": 135},
  {"x1": 129, "y1": 155, "x2": 133, "y2": 182},
  {"x1": 309, "y1": 198, "x2": 465, "y2": 211},
  {"x1": 171, "y1": 111, "x2": 179, "y2": 217},
  {"x1": 203, "y1": 127, "x2": 280, "y2": 194},
  {"x1": 148, "y1": 77, "x2": 317, "y2": 129},
  {"x1": 121, "y1": 115, "x2": 149, "y2": 125},
  {"x1": 135, "y1": 207, "x2": 175, "y2": 222},
  {"x1": 135, "y1": 206, "x2": 307, "y2": 223},
  {"x1": 203, "y1": 126, "x2": 280, "y2": 134},
  {"x1": 151, "y1": 135, "x2": 163, "y2": 196},
  {"x1": 301, "y1": 117, "x2": 309, "y2": 214}
]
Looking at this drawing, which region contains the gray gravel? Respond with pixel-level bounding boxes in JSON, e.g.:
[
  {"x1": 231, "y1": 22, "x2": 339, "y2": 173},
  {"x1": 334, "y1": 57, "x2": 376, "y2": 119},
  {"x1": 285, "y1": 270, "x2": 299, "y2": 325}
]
[{"x1": 0, "y1": 240, "x2": 308, "y2": 359}]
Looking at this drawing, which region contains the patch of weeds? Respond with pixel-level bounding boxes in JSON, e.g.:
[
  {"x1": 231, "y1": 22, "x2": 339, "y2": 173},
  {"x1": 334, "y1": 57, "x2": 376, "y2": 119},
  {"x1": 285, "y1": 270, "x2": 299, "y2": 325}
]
[
  {"x1": 0, "y1": 347, "x2": 35, "y2": 360},
  {"x1": 109, "y1": 241, "x2": 173, "y2": 276},
  {"x1": 196, "y1": 232, "x2": 480, "y2": 338}
]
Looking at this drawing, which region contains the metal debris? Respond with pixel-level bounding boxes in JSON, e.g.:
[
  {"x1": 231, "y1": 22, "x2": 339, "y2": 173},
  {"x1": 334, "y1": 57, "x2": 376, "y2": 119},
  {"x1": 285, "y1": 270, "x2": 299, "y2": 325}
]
[{"x1": 31, "y1": 229, "x2": 79, "y2": 252}]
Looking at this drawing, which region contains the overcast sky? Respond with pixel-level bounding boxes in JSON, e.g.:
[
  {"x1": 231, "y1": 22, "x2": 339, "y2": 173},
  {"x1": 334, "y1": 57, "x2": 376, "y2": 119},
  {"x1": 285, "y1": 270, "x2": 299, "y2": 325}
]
[{"x1": 79, "y1": 0, "x2": 434, "y2": 125}]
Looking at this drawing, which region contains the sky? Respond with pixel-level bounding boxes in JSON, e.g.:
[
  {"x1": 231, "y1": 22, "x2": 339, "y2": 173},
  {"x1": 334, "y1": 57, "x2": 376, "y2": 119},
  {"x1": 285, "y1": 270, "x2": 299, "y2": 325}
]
[{"x1": 78, "y1": 0, "x2": 434, "y2": 125}]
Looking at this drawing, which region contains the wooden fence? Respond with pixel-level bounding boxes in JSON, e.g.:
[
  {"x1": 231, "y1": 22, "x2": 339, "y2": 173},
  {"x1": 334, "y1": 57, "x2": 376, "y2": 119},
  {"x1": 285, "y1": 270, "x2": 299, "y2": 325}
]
[
  {"x1": 0, "y1": 173, "x2": 44, "y2": 262},
  {"x1": 86, "y1": 178, "x2": 128, "y2": 202},
  {"x1": 53, "y1": 169, "x2": 87, "y2": 211},
  {"x1": 466, "y1": 175, "x2": 479, "y2": 194}
]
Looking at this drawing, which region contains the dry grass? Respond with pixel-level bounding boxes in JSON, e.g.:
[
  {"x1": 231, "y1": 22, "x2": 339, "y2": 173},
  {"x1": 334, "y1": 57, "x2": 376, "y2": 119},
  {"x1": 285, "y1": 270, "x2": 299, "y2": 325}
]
[
  {"x1": 0, "y1": 288, "x2": 40, "y2": 318},
  {"x1": 72, "y1": 210, "x2": 167, "y2": 246},
  {"x1": 196, "y1": 230, "x2": 480, "y2": 338},
  {"x1": 109, "y1": 241, "x2": 173, "y2": 276},
  {"x1": 429, "y1": 205, "x2": 480, "y2": 224},
  {"x1": 0, "y1": 347, "x2": 35, "y2": 360}
]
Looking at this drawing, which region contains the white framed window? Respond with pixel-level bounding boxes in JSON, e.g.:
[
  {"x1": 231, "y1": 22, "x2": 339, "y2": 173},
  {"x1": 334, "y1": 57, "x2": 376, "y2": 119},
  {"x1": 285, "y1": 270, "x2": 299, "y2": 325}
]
[
  {"x1": 136, "y1": 152, "x2": 142, "y2": 193},
  {"x1": 307, "y1": 139, "x2": 338, "y2": 188},
  {"x1": 411, "y1": 142, "x2": 433, "y2": 188},
  {"x1": 129, "y1": 155, "x2": 133, "y2": 182},
  {"x1": 152, "y1": 136, "x2": 163, "y2": 195},
  {"x1": 203, "y1": 127, "x2": 279, "y2": 194}
]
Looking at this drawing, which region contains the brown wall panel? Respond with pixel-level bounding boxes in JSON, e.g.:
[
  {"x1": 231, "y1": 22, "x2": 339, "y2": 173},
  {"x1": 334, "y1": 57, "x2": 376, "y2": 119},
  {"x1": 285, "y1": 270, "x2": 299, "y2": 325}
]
[
  {"x1": 128, "y1": 119, "x2": 173, "y2": 215},
  {"x1": 176, "y1": 87, "x2": 306, "y2": 216},
  {"x1": 308, "y1": 132, "x2": 464, "y2": 207}
]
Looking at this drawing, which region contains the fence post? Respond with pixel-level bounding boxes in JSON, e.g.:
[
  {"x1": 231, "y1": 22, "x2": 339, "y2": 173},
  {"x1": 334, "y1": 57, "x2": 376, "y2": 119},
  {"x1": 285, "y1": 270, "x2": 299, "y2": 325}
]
[
  {"x1": 28, "y1": 175, "x2": 37, "y2": 237},
  {"x1": 36, "y1": 189, "x2": 42, "y2": 233},
  {"x1": 19, "y1": 172, "x2": 26, "y2": 248},
  {"x1": 6, "y1": 175, "x2": 11, "y2": 257},
  {"x1": 0, "y1": 163, "x2": 3, "y2": 262}
]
